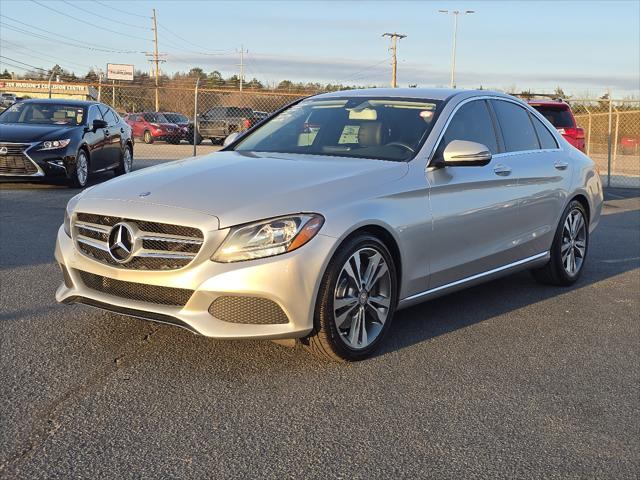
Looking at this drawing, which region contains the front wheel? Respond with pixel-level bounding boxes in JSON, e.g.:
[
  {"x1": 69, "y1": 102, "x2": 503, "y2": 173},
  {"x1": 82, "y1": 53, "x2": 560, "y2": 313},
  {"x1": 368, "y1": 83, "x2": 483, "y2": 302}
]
[
  {"x1": 143, "y1": 130, "x2": 154, "y2": 144},
  {"x1": 531, "y1": 200, "x2": 589, "y2": 286},
  {"x1": 303, "y1": 235, "x2": 398, "y2": 362},
  {"x1": 69, "y1": 149, "x2": 89, "y2": 188},
  {"x1": 114, "y1": 145, "x2": 133, "y2": 176}
]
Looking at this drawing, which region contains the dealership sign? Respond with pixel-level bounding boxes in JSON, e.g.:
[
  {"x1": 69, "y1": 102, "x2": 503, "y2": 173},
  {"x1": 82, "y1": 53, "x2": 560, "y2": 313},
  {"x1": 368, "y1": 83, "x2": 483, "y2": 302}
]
[{"x1": 107, "y1": 63, "x2": 134, "y2": 81}]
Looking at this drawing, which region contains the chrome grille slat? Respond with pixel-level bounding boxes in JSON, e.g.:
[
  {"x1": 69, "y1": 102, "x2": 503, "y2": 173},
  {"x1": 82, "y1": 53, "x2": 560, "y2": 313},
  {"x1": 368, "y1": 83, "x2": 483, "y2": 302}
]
[{"x1": 73, "y1": 212, "x2": 204, "y2": 270}]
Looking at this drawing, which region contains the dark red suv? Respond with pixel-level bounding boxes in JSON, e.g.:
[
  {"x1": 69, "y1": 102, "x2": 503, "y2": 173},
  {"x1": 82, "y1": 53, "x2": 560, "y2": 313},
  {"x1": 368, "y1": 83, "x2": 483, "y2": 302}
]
[
  {"x1": 123, "y1": 112, "x2": 183, "y2": 144},
  {"x1": 527, "y1": 100, "x2": 585, "y2": 152}
]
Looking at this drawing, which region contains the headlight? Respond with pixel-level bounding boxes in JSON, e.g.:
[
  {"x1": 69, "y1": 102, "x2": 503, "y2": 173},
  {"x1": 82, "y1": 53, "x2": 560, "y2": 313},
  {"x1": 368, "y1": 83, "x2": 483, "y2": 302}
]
[
  {"x1": 40, "y1": 139, "x2": 71, "y2": 151},
  {"x1": 212, "y1": 214, "x2": 324, "y2": 263},
  {"x1": 63, "y1": 190, "x2": 90, "y2": 237}
]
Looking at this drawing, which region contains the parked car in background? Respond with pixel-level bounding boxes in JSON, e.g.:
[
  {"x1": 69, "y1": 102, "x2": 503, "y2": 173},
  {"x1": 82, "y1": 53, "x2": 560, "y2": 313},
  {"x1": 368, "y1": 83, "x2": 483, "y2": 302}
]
[
  {"x1": 528, "y1": 100, "x2": 585, "y2": 152},
  {"x1": 56, "y1": 89, "x2": 602, "y2": 361},
  {"x1": 160, "y1": 112, "x2": 191, "y2": 143},
  {"x1": 196, "y1": 106, "x2": 263, "y2": 144},
  {"x1": 1, "y1": 93, "x2": 17, "y2": 108},
  {"x1": 0, "y1": 99, "x2": 133, "y2": 187},
  {"x1": 620, "y1": 136, "x2": 640, "y2": 155},
  {"x1": 124, "y1": 112, "x2": 182, "y2": 144}
]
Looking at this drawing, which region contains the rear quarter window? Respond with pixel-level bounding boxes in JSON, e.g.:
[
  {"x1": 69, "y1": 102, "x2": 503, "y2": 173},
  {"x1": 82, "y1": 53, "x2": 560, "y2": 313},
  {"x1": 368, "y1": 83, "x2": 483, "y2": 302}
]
[{"x1": 530, "y1": 114, "x2": 559, "y2": 149}]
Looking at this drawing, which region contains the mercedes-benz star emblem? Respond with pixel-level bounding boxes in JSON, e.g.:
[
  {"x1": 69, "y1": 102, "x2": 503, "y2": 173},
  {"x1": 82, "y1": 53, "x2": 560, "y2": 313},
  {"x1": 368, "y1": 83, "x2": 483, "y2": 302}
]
[
  {"x1": 0, "y1": 146, "x2": 8, "y2": 155},
  {"x1": 108, "y1": 222, "x2": 135, "y2": 263}
]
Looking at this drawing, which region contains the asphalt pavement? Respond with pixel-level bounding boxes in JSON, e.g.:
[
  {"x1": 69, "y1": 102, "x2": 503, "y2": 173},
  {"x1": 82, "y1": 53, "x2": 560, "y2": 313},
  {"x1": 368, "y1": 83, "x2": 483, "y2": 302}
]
[{"x1": 1, "y1": 166, "x2": 638, "y2": 479}]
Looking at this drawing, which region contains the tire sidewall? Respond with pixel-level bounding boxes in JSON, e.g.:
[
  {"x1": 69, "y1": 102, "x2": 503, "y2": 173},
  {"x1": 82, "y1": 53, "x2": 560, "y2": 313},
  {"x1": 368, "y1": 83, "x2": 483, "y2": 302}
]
[
  {"x1": 72, "y1": 150, "x2": 88, "y2": 188},
  {"x1": 551, "y1": 200, "x2": 589, "y2": 283},
  {"x1": 315, "y1": 235, "x2": 398, "y2": 361}
]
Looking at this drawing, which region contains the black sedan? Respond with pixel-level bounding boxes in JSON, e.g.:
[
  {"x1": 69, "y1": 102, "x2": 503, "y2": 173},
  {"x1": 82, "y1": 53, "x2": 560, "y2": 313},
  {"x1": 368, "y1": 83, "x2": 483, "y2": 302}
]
[{"x1": 0, "y1": 99, "x2": 134, "y2": 187}]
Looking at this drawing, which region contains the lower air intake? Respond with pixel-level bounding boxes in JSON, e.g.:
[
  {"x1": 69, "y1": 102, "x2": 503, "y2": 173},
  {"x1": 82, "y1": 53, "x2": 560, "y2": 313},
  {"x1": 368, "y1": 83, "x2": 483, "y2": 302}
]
[{"x1": 209, "y1": 296, "x2": 289, "y2": 324}]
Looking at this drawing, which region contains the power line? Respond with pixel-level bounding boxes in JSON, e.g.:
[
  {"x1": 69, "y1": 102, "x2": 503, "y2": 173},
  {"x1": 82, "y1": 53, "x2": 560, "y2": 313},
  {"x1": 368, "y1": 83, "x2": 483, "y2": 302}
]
[
  {"x1": 336, "y1": 57, "x2": 393, "y2": 84},
  {"x1": 0, "y1": 15, "x2": 143, "y2": 53},
  {"x1": 93, "y1": 0, "x2": 150, "y2": 19},
  {"x1": 158, "y1": 23, "x2": 231, "y2": 55},
  {"x1": 0, "y1": 55, "x2": 48, "y2": 72},
  {"x1": 0, "y1": 38, "x2": 92, "y2": 71},
  {"x1": 60, "y1": 0, "x2": 149, "y2": 30},
  {"x1": 30, "y1": 0, "x2": 152, "y2": 42}
]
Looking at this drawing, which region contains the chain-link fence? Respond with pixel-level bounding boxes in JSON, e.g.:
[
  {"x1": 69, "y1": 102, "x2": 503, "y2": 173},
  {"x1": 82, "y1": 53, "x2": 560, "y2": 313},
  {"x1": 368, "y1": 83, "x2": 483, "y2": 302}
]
[
  {"x1": 2, "y1": 79, "x2": 638, "y2": 188},
  {"x1": 93, "y1": 80, "x2": 315, "y2": 164},
  {"x1": 570, "y1": 99, "x2": 640, "y2": 188}
]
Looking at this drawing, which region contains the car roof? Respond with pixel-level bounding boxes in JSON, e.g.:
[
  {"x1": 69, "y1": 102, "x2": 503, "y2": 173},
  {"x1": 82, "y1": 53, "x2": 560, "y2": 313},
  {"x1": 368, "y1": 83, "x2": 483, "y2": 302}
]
[
  {"x1": 311, "y1": 87, "x2": 511, "y2": 102},
  {"x1": 18, "y1": 98, "x2": 100, "y2": 107}
]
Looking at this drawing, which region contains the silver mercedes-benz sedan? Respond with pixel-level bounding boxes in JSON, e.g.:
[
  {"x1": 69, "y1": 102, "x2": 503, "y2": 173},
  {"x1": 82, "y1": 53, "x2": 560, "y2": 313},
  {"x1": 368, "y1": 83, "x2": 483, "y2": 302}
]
[{"x1": 55, "y1": 88, "x2": 603, "y2": 361}]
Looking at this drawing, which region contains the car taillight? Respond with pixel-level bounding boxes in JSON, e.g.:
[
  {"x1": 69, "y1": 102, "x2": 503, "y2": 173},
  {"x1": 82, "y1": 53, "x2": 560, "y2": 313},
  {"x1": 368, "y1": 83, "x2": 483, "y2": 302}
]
[
  {"x1": 244, "y1": 118, "x2": 251, "y2": 129},
  {"x1": 558, "y1": 127, "x2": 585, "y2": 139}
]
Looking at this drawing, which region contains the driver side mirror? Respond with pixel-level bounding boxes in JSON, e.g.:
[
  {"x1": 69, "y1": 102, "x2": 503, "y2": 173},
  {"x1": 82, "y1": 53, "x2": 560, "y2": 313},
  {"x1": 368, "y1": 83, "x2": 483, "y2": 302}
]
[
  {"x1": 92, "y1": 119, "x2": 108, "y2": 131},
  {"x1": 442, "y1": 140, "x2": 492, "y2": 166},
  {"x1": 223, "y1": 131, "x2": 241, "y2": 147}
]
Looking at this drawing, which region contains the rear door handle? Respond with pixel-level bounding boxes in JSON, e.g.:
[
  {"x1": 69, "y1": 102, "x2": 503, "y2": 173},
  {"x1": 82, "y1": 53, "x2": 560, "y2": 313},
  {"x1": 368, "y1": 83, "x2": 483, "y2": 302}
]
[
  {"x1": 554, "y1": 161, "x2": 569, "y2": 170},
  {"x1": 493, "y1": 164, "x2": 512, "y2": 176}
]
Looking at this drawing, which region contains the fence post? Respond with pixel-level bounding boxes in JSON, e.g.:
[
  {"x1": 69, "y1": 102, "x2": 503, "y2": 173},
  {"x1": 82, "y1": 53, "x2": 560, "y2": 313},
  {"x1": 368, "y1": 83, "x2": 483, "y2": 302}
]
[
  {"x1": 97, "y1": 73, "x2": 102, "y2": 102},
  {"x1": 112, "y1": 80, "x2": 116, "y2": 108},
  {"x1": 613, "y1": 106, "x2": 620, "y2": 171},
  {"x1": 584, "y1": 105, "x2": 592, "y2": 157},
  {"x1": 48, "y1": 71, "x2": 54, "y2": 98},
  {"x1": 193, "y1": 77, "x2": 200, "y2": 157},
  {"x1": 607, "y1": 92, "x2": 612, "y2": 188}
]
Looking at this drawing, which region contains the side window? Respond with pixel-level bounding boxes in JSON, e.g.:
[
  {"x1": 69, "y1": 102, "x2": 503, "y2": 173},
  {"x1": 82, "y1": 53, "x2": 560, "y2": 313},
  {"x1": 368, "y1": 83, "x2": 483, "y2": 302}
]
[
  {"x1": 437, "y1": 100, "x2": 498, "y2": 157},
  {"x1": 530, "y1": 114, "x2": 559, "y2": 149},
  {"x1": 492, "y1": 100, "x2": 540, "y2": 152},
  {"x1": 86, "y1": 105, "x2": 102, "y2": 125},
  {"x1": 98, "y1": 106, "x2": 117, "y2": 126}
]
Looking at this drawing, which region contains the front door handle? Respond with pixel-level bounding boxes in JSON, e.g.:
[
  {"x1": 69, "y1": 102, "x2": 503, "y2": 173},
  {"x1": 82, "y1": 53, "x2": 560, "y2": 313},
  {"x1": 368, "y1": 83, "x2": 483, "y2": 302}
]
[
  {"x1": 493, "y1": 164, "x2": 512, "y2": 176},
  {"x1": 554, "y1": 161, "x2": 569, "y2": 170}
]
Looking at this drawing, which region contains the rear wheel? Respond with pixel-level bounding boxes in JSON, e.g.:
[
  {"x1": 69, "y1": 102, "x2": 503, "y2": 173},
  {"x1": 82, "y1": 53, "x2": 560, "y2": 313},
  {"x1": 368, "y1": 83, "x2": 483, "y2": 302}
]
[
  {"x1": 69, "y1": 149, "x2": 89, "y2": 188},
  {"x1": 531, "y1": 200, "x2": 589, "y2": 286},
  {"x1": 143, "y1": 130, "x2": 154, "y2": 144},
  {"x1": 114, "y1": 145, "x2": 133, "y2": 176},
  {"x1": 303, "y1": 235, "x2": 398, "y2": 362}
]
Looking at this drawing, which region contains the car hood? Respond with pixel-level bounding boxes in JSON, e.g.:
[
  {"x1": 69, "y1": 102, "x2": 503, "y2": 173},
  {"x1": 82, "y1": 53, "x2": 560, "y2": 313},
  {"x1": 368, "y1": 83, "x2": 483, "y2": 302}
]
[
  {"x1": 81, "y1": 150, "x2": 408, "y2": 228},
  {"x1": 0, "y1": 123, "x2": 74, "y2": 143}
]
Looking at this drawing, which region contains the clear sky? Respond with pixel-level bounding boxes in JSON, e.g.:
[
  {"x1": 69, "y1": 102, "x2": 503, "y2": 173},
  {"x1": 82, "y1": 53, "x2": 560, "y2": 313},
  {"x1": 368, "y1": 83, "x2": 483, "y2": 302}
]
[{"x1": 1, "y1": 0, "x2": 639, "y2": 97}]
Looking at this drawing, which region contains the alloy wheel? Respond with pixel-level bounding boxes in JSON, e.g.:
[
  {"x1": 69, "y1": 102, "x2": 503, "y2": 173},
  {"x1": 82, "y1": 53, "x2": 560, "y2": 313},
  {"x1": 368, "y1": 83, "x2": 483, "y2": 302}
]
[
  {"x1": 333, "y1": 247, "x2": 392, "y2": 349},
  {"x1": 123, "y1": 148, "x2": 132, "y2": 173},
  {"x1": 561, "y1": 208, "x2": 587, "y2": 276},
  {"x1": 76, "y1": 152, "x2": 88, "y2": 186}
]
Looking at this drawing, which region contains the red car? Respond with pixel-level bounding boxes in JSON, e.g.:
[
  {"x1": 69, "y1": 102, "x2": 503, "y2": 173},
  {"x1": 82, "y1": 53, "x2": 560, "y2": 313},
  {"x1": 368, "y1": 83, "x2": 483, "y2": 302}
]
[
  {"x1": 123, "y1": 112, "x2": 183, "y2": 144},
  {"x1": 528, "y1": 100, "x2": 585, "y2": 152},
  {"x1": 620, "y1": 136, "x2": 639, "y2": 155}
]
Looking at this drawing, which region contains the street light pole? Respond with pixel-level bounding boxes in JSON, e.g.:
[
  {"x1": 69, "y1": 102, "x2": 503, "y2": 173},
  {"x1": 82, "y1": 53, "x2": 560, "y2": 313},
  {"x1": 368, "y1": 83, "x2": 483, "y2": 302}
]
[{"x1": 438, "y1": 9, "x2": 474, "y2": 88}]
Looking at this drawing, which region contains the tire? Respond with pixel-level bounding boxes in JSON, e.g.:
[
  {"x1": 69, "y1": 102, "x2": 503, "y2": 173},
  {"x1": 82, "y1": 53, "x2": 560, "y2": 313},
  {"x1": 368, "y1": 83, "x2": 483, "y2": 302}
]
[
  {"x1": 210, "y1": 137, "x2": 222, "y2": 145},
  {"x1": 303, "y1": 234, "x2": 398, "y2": 362},
  {"x1": 531, "y1": 200, "x2": 589, "y2": 286},
  {"x1": 69, "y1": 149, "x2": 89, "y2": 188},
  {"x1": 143, "y1": 130, "x2": 154, "y2": 144},
  {"x1": 114, "y1": 145, "x2": 133, "y2": 176}
]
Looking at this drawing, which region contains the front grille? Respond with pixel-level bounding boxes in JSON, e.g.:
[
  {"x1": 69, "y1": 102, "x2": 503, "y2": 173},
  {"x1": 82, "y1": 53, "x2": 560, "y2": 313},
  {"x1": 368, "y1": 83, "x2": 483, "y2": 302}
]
[
  {"x1": 0, "y1": 144, "x2": 38, "y2": 175},
  {"x1": 73, "y1": 213, "x2": 204, "y2": 270},
  {"x1": 209, "y1": 296, "x2": 289, "y2": 324},
  {"x1": 77, "y1": 270, "x2": 193, "y2": 307}
]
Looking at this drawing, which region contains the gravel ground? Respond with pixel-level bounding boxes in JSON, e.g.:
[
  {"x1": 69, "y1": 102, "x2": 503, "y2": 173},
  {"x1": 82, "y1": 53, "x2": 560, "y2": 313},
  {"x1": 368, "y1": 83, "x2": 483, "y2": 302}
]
[{"x1": 1, "y1": 164, "x2": 638, "y2": 479}]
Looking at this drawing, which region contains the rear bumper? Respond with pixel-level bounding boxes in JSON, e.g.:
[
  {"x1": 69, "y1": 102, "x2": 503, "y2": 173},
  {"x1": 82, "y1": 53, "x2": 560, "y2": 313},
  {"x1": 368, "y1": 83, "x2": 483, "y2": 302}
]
[{"x1": 55, "y1": 223, "x2": 336, "y2": 339}]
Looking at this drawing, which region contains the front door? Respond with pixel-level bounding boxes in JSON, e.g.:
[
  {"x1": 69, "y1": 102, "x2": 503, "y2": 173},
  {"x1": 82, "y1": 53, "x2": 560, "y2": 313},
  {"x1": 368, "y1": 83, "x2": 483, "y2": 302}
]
[
  {"x1": 426, "y1": 99, "x2": 522, "y2": 289},
  {"x1": 83, "y1": 105, "x2": 108, "y2": 171}
]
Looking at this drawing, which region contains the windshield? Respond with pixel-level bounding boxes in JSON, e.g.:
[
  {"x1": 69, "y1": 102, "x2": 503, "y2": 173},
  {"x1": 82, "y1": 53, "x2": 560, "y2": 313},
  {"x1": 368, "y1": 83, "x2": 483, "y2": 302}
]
[
  {"x1": 163, "y1": 113, "x2": 188, "y2": 123},
  {"x1": 143, "y1": 112, "x2": 169, "y2": 123},
  {"x1": 0, "y1": 102, "x2": 86, "y2": 126},
  {"x1": 233, "y1": 97, "x2": 442, "y2": 161}
]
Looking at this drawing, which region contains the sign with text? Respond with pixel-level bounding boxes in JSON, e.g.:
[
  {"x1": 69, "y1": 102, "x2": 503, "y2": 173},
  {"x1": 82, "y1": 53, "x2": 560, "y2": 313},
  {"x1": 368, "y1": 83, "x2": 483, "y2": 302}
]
[{"x1": 106, "y1": 63, "x2": 134, "y2": 81}]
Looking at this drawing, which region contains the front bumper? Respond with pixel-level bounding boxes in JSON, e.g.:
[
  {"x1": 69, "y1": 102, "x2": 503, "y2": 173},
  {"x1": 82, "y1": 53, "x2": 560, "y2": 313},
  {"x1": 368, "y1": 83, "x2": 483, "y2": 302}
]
[{"x1": 55, "y1": 214, "x2": 336, "y2": 339}]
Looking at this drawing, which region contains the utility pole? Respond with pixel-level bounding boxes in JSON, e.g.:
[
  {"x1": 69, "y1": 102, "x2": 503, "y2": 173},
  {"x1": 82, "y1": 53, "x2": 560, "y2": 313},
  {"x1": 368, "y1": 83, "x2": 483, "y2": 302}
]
[
  {"x1": 237, "y1": 45, "x2": 247, "y2": 91},
  {"x1": 382, "y1": 33, "x2": 406, "y2": 88},
  {"x1": 144, "y1": 9, "x2": 166, "y2": 111},
  {"x1": 438, "y1": 10, "x2": 474, "y2": 88}
]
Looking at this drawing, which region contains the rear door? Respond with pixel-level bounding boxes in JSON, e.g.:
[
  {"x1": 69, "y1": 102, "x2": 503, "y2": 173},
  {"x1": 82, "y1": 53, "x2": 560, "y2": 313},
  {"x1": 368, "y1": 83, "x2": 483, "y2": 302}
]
[
  {"x1": 492, "y1": 99, "x2": 572, "y2": 257},
  {"x1": 426, "y1": 98, "x2": 522, "y2": 289}
]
